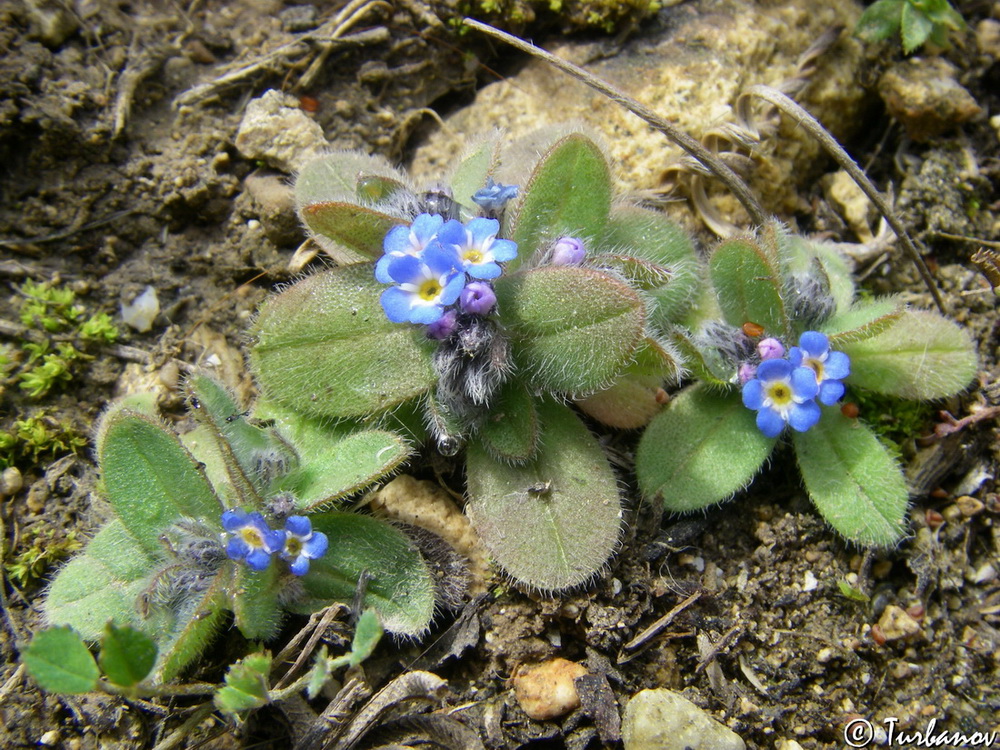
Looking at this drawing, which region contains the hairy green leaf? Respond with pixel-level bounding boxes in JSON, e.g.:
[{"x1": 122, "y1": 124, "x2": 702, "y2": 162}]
[
  {"x1": 466, "y1": 399, "x2": 622, "y2": 592},
  {"x1": 508, "y1": 134, "x2": 612, "y2": 266},
  {"x1": 602, "y1": 205, "x2": 704, "y2": 326},
  {"x1": 449, "y1": 133, "x2": 502, "y2": 214},
  {"x1": 840, "y1": 310, "x2": 977, "y2": 399},
  {"x1": 294, "y1": 512, "x2": 436, "y2": 637},
  {"x1": 301, "y1": 202, "x2": 401, "y2": 262},
  {"x1": 710, "y1": 237, "x2": 787, "y2": 337},
  {"x1": 97, "y1": 408, "x2": 220, "y2": 556},
  {"x1": 250, "y1": 264, "x2": 437, "y2": 419},
  {"x1": 476, "y1": 380, "x2": 540, "y2": 464},
  {"x1": 258, "y1": 399, "x2": 411, "y2": 510},
  {"x1": 636, "y1": 384, "x2": 776, "y2": 512},
  {"x1": 822, "y1": 297, "x2": 904, "y2": 344},
  {"x1": 793, "y1": 412, "x2": 908, "y2": 546},
  {"x1": 495, "y1": 265, "x2": 645, "y2": 393}
]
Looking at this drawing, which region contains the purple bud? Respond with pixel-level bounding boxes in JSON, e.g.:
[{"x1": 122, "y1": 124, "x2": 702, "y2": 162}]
[
  {"x1": 551, "y1": 237, "x2": 586, "y2": 266},
  {"x1": 459, "y1": 282, "x2": 497, "y2": 315},
  {"x1": 426, "y1": 309, "x2": 458, "y2": 339},
  {"x1": 757, "y1": 338, "x2": 785, "y2": 361},
  {"x1": 738, "y1": 362, "x2": 758, "y2": 385}
]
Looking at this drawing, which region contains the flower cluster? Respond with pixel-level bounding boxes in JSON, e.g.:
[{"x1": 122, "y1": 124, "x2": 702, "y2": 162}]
[
  {"x1": 222, "y1": 510, "x2": 328, "y2": 576},
  {"x1": 377, "y1": 212, "x2": 518, "y2": 329},
  {"x1": 741, "y1": 331, "x2": 850, "y2": 438}
]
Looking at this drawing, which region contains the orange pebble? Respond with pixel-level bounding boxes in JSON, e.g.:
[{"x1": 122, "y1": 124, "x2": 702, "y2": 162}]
[
  {"x1": 299, "y1": 95, "x2": 319, "y2": 113},
  {"x1": 742, "y1": 321, "x2": 764, "y2": 337},
  {"x1": 840, "y1": 402, "x2": 859, "y2": 419}
]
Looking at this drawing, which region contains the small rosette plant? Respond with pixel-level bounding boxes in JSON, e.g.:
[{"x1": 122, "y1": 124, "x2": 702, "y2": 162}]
[
  {"x1": 39, "y1": 373, "x2": 437, "y2": 684},
  {"x1": 636, "y1": 226, "x2": 978, "y2": 546},
  {"x1": 250, "y1": 128, "x2": 701, "y2": 590}
]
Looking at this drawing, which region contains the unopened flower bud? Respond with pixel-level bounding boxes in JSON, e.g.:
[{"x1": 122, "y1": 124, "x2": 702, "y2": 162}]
[
  {"x1": 426, "y1": 309, "x2": 458, "y2": 340},
  {"x1": 551, "y1": 237, "x2": 586, "y2": 266},
  {"x1": 757, "y1": 338, "x2": 785, "y2": 360},
  {"x1": 738, "y1": 362, "x2": 758, "y2": 384},
  {"x1": 459, "y1": 282, "x2": 497, "y2": 315}
]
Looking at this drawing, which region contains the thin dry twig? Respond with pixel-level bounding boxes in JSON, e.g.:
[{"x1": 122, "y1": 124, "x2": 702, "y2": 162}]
[{"x1": 622, "y1": 591, "x2": 701, "y2": 651}]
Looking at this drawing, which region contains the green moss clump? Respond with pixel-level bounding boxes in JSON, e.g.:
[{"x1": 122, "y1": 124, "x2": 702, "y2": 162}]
[
  {"x1": 849, "y1": 388, "x2": 936, "y2": 454},
  {"x1": 0, "y1": 415, "x2": 88, "y2": 469},
  {"x1": 461, "y1": 0, "x2": 659, "y2": 34},
  {"x1": 4, "y1": 527, "x2": 84, "y2": 587}
]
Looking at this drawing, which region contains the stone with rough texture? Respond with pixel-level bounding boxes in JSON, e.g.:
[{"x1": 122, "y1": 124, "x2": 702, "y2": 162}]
[
  {"x1": 878, "y1": 58, "x2": 981, "y2": 142},
  {"x1": 622, "y1": 688, "x2": 746, "y2": 750},
  {"x1": 235, "y1": 90, "x2": 329, "y2": 174},
  {"x1": 513, "y1": 658, "x2": 589, "y2": 720},
  {"x1": 411, "y1": 0, "x2": 866, "y2": 226}
]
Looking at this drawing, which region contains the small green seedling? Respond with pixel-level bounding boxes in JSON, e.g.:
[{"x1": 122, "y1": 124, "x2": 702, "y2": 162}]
[
  {"x1": 855, "y1": 0, "x2": 966, "y2": 53},
  {"x1": 39, "y1": 373, "x2": 437, "y2": 684}
]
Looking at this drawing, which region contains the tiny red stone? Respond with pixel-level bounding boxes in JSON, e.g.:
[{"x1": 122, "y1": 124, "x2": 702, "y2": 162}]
[
  {"x1": 840, "y1": 402, "x2": 859, "y2": 419},
  {"x1": 299, "y1": 95, "x2": 319, "y2": 113}
]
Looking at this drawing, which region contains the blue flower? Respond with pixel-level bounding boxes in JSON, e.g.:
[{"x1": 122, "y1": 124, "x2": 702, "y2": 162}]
[
  {"x1": 380, "y1": 242, "x2": 466, "y2": 324},
  {"x1": 280, "y1": 516, "x2": 328, "y2": 576},
  {"x1": 789, "y1": 331, "x2": 851, "y2": 406},
  {"x1": 222, "y1": 510, "x2": 286, "y2": 572},
  {"x1": 742, "y1": 359, "x2": 821, "y2": 438},
  {"x1": 471, "y1": 178, "x2": 518, "y2": 212},
  {"x1": 375, "y1": 213, "x2": 444, "y2": 284},
  {"x1": 437, "y1": 218, "x2": 517, "y2": 280}
]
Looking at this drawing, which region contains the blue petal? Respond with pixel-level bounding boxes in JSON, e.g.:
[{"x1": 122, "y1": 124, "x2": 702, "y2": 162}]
[
  {"x1": 410, "y1": 213, "x2": 444, "y2": 242},
  {"x1": 466, "y1": 261, "x2": 502, "y2": 280},
  {"x1": 383, "y1": 224, "x2": 412, "y2": 255},
  {"x1": 375, "y1": 253, "x2": 395, "y2": 284},
  {"x1": 386, "y1": 254, "x2": 422, "y2": 284},
  {"x1": 818, "y1": 380, "x2": 845, "y2": 405},
  {"x1": 303, "y1": 531, "x2": 328, "y2": 559},
  {"x1": 490, "y1": 239, "x2": 518, "y2": 262},
  {"x1": 757, "y1": 358, "x2": 792, "y2": 381},
  {"x1": 788, "y1": 346, "x2": 804, "y2": 368},
  {"x1": 799, "y1": 331, "x2": 829, "y2": 357},
  {"x1": 285, "y1": 515, "x2": 311, "y2": 537},
  {"x1": 436, "y1": 219, "x2": 467, "y2": 248},
  {"x1": 289, "y1": 555, "x2": 310, "y2": 576},
  {"x1": 440, "y1": 271, "x2": 467, "y2": 305},
  {"x1": 263, "y1": 529, "x2": 287, "y2": 553},
  {"x1": 791, "y1": 366, "x2": 819, "y2": 400},
  {"x1": 787, "y1": 400, "x2": 821, "y2": 432},
  {"x1": 756, "y1": 407, "x2": 786, "y2": 438},
  {"x1": 742, "y1": 379, "x2": 765, "y2": 410},
  {"x1": 409, "y1": 304, "x2": 445, "y2": 325},
  {"x1": 423, "y1": 242, "x2": 462, "y2": 275},
  {"x1": 245, "y1": 549, "x2": 272, "y2": 571},
  {"x1": 381, "y1": 287, "x2": 414, "y2": 323},
  {"x1": 222, "y1": 509, "x2": 247, "y2": 532},
  {"x1": 824, "y1": 350, "x2": 851, "y2": 380},
  {"x1": 226, "y1": 537, "x2": 250, "y2": 560},
  {"x1": 466, "y1": 217, "x2": 500, "y2": 245}
]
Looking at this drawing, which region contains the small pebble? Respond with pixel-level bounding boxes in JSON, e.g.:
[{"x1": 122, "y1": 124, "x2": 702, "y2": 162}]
[
  {"x1": 513, "y1": 658, "x2": 588, "y2": 721},
  {"x1": 39, "y1": 730, "x2": 60, "y2": 746},
  {"x1": 878, "y1": 58, "x2": 981, "y2": 142},
  {"x1": 877, "y1": 605, "x2": 922, "y2": 642},
  {"x1": 955, "y1": 495, "x2": 984, "y2": 517},
  {"x1": 0, "y1": 466, "x2": 23, "y2": 497},
  {"x1": 622, "y1": 689, "x2": 746, "y2": 750},
  {"x1": 26, "y1": 480, "x2": 50, "y2": 513}
]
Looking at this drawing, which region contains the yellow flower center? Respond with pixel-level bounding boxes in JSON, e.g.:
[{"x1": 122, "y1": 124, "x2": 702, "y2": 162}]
[
  {"x1": 240, "y1": 527, "x2": 263, "y2": 547},
  {"x1": 804, "y1": 357, "x2": 824, "y2": 381},
  {"x1": 285, "y1": 537, "x2": 302, "y2": 556},
  {"x1": 463, "y1": 249, "x2": 484, "y2": 264},
  {"x1": 418, "y1": 279, "x2": 443, "y2": 301},
  {"x1": 766, "y1": 382, "x2": 792, "y2": 406}
]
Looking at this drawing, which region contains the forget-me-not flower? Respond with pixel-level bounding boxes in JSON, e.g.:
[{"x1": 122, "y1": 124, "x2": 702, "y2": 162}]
[
  {"x1": 222, "y1": 509, "x2": 286, "y2": 572},
  {"x1": 742, "y1": 358, "x2": 821, "y2": 438},
  {"x1": 437, "y1": 217, "x2": 517, "y2": 280},
  {"x1": 789, "y1": 331, "x2": 850, "y2": 406},
  {"x1": 280, "y1": 516, "x2": 328, "y2": 576},
  {"x1": 550, "y1": 237, "x2": 586, "y2": 266},
  {"x1": 376, "y1": 213, "x2": 445, "y2": 283},
  {"x1": 380, "y1": 243, "x2": 466, "y2": 324},
  {"x1": 471, "y1": 178, "x2": 518, "y2": 212}
]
